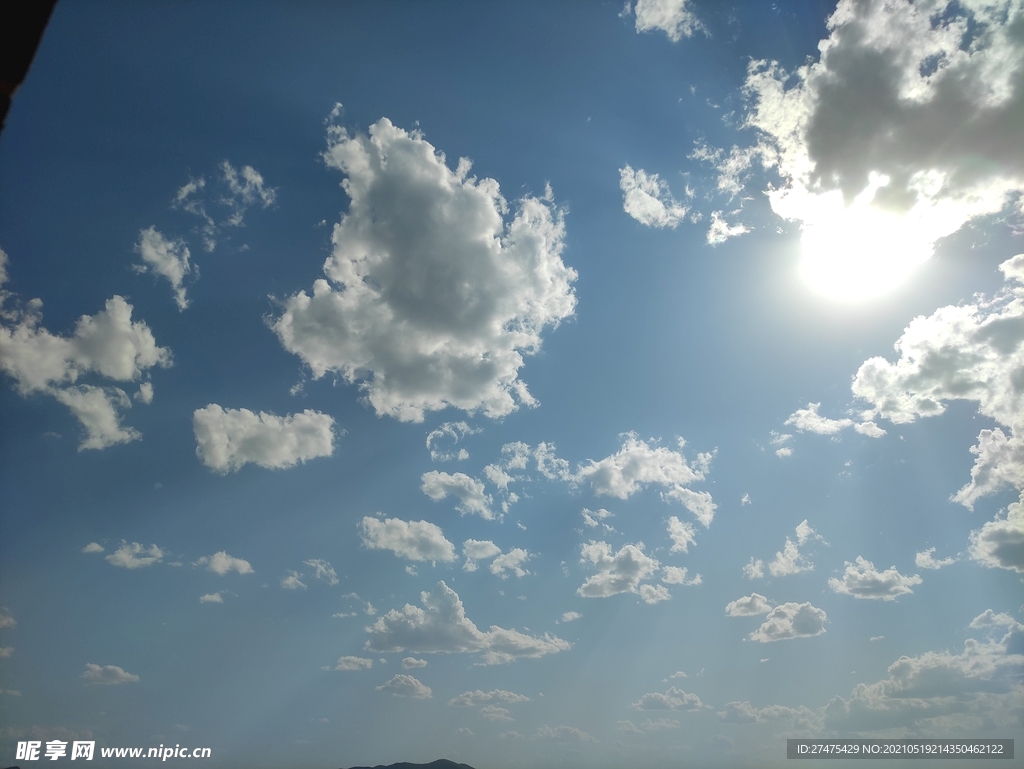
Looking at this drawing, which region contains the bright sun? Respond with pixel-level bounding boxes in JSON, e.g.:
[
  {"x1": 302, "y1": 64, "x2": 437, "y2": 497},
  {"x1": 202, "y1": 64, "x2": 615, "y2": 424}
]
[{"x1": 797, "y1": 176, "x2": 932, "y2": 302}]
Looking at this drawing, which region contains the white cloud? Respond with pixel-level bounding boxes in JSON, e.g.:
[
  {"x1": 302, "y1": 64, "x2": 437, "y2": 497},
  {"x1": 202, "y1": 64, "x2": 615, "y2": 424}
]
[
  {"x1": 199, "y1": 593, "x2": 223, "y2": 604},
  {"x1": 174, "y1": 161, "x2": 276, "y2": 251},
  {"x1": 747, "y1": 520, "x2": 823, "y2": 578},
  {"x1": 717, "y1": 700, "x2": 818, "y2": 726},
  {"x1": 134, "y1": 382, "x2": 153, "y2": 404},
  {"x1": 426, "y1": 421, "x2": 479, "y2": 461},
  {"x1": 770, "y1": 431, "x2": 793, "y2": 457},
  {"x1": 795, "y1": 519, "x2": 825, "y2": 546},
  {"x1": 281, "y1": 571, "x2": 307, "y2": 590},
  {"x1": 779, "y1": 404, "x2": 887, "y2": 444},
  {"x1": 220, "y1": 161, "x2": 276, "y2": 225},
  {"x1": 462, "y1": 539, "x2": 502, "y2": 572},
  {"x1": 616, "y1": 719, "x2": 642, "y2": 734},
  {"x1": 638, "y1": 584, "x2": 671, "y2": 604},
  {"x1": 534, "y1": 441, "x2": 573, "y2": 481},
  {"x1": 576, "y1": 433, "x2": 715, "y2": 525},
  {"x1": 705, "y1": 210, "x2": 751, "y2": 245},
  {"x1": 51, "y1": 385, "x2": 140, "y2": 450},
  {"x1": 448, "y1": 690, "x2": 530, "y2": 707},
  {"x1": 559, "y1": 611, "x2": 582, "y2": 623},
  {"x1": 483, "y1": 463, "x2": 515, "y2": 490},
  {"x1": 661, "y1": 566, "x2": 700, "y2": 586},
  {"x1": 581, "y1": 508, "x2": 615, "y2": 532},
  {"x1": 666, "y1": 516, "x2": 697, "y2": 553},
  {"x1": 741, "y1": 493, "x2": 751, "y2": 505},
  {"x1": 105, "y1": 542, "x2": 164, "y2": 570},
  {"x1": 0, "y1": 647, "x2": 13, "y2": 658},
  {"x1": 81, "y1": 542, "x2": 104, "y2": 553},
  {"x1": 844, "y1": 256, "x2": 1024, "y2": 573},
  {"x1": 733, "y1": 1, "x2": 1024, "y2": 300},
  {"x1": 192, "y1": 405, "x2": 335, "y2": 473},
  {"x1": 173, "y1": 177, "x2": 209, "y2": 225},
  {"x1": 915, "y1": 548, "x2": 957, "y2": 570},
  {"x1": 853, "y1": 420, "x2": 886, "y2": 438},
  {"x1": 81, "y1": 663, "x2": 139, "y2": 685},
  {"x1": 364, "y1": 581, "x2": 570, "y2": 665},
  {"x1": 628, "y1": 0, "x2": 704, "y2": 42},
  {"x1": 749, "y1": 602, "x2": 827, "y2": 642},
  {"x1": 969, "y1": 491, "x2": 1024, "y2": 573},
  {"x1": 577, "y1": 541, "x2": 661, "y2": 600},
  {"x1": 957, "y1": 428, "x2": 1024, "y2": 510},
  {"x1": 421, "y1": 471, "x2": 495, "y2": 520},
  {"x1": 305, "y1": 558, "x2": 339, "y2": 585},
  {"x1": 743, "y1": 558, "x2": 764, "y2": 580},
  {"x1": 632, "y1": 686, "x2": 707, "y2": 711},
  {"x1": 490, "y1": 548, "x2": 531, "y2": 579},
  {"x1": 619, "y1": 165, "x2": 689, "y2": 228},
  {"x1": 0, "y1": 293, "x2": 170, "y2": 394},
  {"x1": 334, "y1": 656, "x2": 373, "y2": 671},
  {"x1": 828, "y1": 556, "x2": 922, "y2": 601},
  {"x1": 768, "y1": 538, "x2": 813, "y2": 577},
  {"x1": 785, "y1": 402, "x2": 853, "y2": 435},
  {"x1": 0, "y1": 270, "x2": 171, "y2": 450},
  {"x1": 498, "y1": 441, "x2": 532, "y2": 470},
  {"x1": 375, "y1": 674, "x2": 432, "y2": 699},
  {"x1": 134, "y1": 227, "x2": 191, "y2": 310},
  {"x1": 969, "y1": 610, "x2": 1018, "y2": 630},
  {"x1": 401, "y1": 657, "x2": 427, "y2": 669},
  {"x1": 690, "y1": 143, "x2": 770, "y2": 200},
  {"x1": 196, "y1": 551, "x2": 254, "y2": 576},
  {"x1": 0, "y1": 611, "x2": 14, "y2": 629},
  {"x1": 270, "y1": 117, "x2": 576, "y2": 423},
  {"x1": 480, "y1": 705, "x2": 514, "y2": 721},
  {"x1": 481, "y1": 441, "x2": 574, "y2": 515},
  {"x1": 824, "y1": 615, "x2": 1024, "y2": 733},
  {"x1": 725, "y1": 593, "x2": 772, "y2": 617},
  {"x1": 535, "y1": 725, "x2": 594, "y2": 742},
  {"x1": 625, "y1": 717, "x2": 681, "y2": 733},
  {"x1": 852, "y1": 256, "x2": 1024, "y2": 504},
  {"x1": 359, "y1": 516, "x2": 456, "y2": 563}
]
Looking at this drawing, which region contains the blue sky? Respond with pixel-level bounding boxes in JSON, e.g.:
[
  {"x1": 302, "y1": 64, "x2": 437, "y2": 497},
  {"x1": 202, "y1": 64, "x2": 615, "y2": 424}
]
[{"x1": 1, "y1": 1, "x2": 1022, "y2": 767}]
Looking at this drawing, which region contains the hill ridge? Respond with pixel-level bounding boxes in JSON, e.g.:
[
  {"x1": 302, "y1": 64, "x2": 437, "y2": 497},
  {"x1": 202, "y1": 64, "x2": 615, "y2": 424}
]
[{"x1": 345, "y1": 760, "x2": 477, "y2": 769}]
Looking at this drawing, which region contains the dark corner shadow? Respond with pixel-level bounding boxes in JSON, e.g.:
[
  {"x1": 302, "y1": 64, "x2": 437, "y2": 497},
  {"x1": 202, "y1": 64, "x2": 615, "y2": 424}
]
[{"x1": 0, "y1": 0, "x2": 59, "y2": 137}]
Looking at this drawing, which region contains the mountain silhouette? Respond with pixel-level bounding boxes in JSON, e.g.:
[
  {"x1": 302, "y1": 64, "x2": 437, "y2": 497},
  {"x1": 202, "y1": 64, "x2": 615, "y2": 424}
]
[{"x1": 346, "y1": 761, "x2": 476, "y2": 769}]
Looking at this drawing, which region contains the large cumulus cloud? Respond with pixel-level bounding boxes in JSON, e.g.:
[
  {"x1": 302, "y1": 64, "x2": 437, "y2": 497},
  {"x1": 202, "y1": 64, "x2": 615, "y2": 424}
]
[
  {"x1": 824, "y1": 613, "x2": 1024, "y2": 733},
  {"x1": 702, "y1": 0, "x2": 1024, "y2": 296},
  {"x1": 270, "y1": 116, "x2": 577, "y2": 422},
  {"x1": 722, "y1": 612, "x2": 1024, "y2": 735},
  {"x1": 853, "y1": 255, "x2": 1024, "y2": 572},
  {"x1": 792, "y1": 255, "x2": 1024, "y2": 574}
]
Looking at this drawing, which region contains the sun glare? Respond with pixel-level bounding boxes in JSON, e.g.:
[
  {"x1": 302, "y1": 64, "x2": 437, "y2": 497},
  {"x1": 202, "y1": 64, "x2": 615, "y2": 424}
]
[{"x1": 798, "y1": 176, "x2": 932, "y2": 303}]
